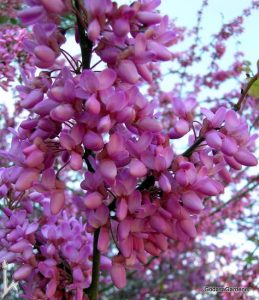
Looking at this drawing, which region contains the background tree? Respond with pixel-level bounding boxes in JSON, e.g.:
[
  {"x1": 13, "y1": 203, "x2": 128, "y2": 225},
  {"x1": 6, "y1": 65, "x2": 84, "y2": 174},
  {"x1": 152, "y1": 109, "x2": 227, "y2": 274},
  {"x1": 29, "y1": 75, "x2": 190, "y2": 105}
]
[{"x1": 0, "y1": 0, "x2": 258, "y2": 300}]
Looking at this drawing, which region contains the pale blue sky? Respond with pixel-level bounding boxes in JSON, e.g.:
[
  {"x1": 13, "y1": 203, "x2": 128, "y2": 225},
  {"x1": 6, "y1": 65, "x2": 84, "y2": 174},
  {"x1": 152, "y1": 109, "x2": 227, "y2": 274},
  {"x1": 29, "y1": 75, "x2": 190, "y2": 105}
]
[{"x1": 160, "y1": 0, "x2": 258, "y2": 64}]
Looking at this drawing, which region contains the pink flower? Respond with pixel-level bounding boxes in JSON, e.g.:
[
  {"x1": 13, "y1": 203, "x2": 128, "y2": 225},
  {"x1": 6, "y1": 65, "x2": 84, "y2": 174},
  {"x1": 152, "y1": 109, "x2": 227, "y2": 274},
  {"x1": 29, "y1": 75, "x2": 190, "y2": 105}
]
[
  {"x1": 128, "y1": 159, "x2": 147, "y2": 177},
  {"x1": 13, "y1": 264, "x2": 33, "y2": 280},
  {"x1": 169, "y1": 119, "x2": 190, "y2": 139},
  {"x1": 201, "y1": 106, "x2": 226, "y2": 128},
  {"x1": 234, "y1": 148, "x2": 257, "y2": 166},
  {"x1": 110, "y1": 263, "x2": 126, "y2": 289},
  {"x1": 50, "y1": 190, "x2": 65, "y2": 215},
  {"x1": 18, "y1": 6, "x2": 44, "y2": 25},
  {"x1": 84, "y1": 192, "x2": 103, "y2": 209},
  {"x1": 99, "y1": 159, "x2": 117, "y2": 181},
  {"x1": 136, "y1": 11, "x2": 161, "y2": 25},
  {"x1": 117, "y1": 60, "x2": 139, "y2": 84},
  {"x1": 41, "y1": 0, "x2": 65, "y2": 13},
  {"x1": 34, "y1": 45, "x2": 56, "y2": 67},
  {"x1": 15, "y1": 168, "x2": 39, "y2": 191},
  {"x1": 179, "y1": 219, "x2": 197, "y2": 238},
  {"x1": 98, "y1": 227, "x2": 110, "y2": 252},
  {"x1": 50, "y1": 104, "x2": 74, "y2": 122},
  {"x1": 181, "y1": 191, "x2": 204, "y2": 212},
  {"x1": 83, "y1": 131, "x2": 104, "y2": 151},
  {"x1": 205, "y1": 130, "x2": 222, "y2": 149}
]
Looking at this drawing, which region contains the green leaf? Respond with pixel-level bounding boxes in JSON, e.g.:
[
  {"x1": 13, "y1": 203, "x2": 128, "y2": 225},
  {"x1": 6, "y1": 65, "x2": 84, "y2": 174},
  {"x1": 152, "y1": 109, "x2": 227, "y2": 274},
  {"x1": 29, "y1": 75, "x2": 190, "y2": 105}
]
[
  {"x1": 0, "y1": 16, "x2": 19, "y2": 25},
  {"x1": 245, "y1": 255, "x2": 254, "y2": 264},
  {"x1": 10, "y1": 18, "x2": 19, "y2": 25},
  {"x1": 0, "y1": 16, "x2": 9, "y2": 24},
  {"x1": 248, "y1": 78, "x2": 259, "y2": 97}
]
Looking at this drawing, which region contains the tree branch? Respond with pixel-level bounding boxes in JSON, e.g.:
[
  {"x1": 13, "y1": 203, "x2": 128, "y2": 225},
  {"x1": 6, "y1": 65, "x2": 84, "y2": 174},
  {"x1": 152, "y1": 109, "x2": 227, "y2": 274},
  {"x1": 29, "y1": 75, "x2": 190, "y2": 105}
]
[
  {"x1": 209, "y1": 175, "x2": 259, "y2": 216},
  {"x1": 74, "y1": 1, "x2": 100, "y2": 299},
  {"x1": 83, "y1": 148, "x2": 95, "y2": 173},
  {"x1": 84, "y1": 229, "x2": 101, "y2": 299},
  {"x1": 137, "y1": 175, "x2": 155, "y2": 191},
  {"x1": 75, "y1": 0, "x2": 92, "y2": 70}
]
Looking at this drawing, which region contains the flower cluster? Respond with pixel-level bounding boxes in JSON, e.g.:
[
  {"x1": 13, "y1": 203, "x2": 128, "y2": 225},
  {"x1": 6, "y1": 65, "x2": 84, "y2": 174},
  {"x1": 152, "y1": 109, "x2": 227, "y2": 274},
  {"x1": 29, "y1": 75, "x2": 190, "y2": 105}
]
[
  {"x1": 0, "y1": 0, "x2": 257, "y2": 298},
  {"x1": 203, "y1": 107, "x2": 257, "y2": 170},
  {"x1": 0, "y1": 193, "x2": 97, "y2": 298},
  {"x1": 0, "y1": 0, "x2": 22, "y2": 19},
  {"x1": 0, "y1": 26, "x2": 33, "y2": 90}
]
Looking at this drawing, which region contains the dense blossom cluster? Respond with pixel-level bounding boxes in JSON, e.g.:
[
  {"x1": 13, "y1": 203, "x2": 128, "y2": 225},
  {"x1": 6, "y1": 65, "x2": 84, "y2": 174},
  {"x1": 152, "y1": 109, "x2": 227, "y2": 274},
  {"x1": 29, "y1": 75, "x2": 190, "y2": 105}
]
[
  {"x1": 0, "y1": 194, "x2": 96, "y2": 299},
  {"x1": 0, "y1": 0, "x2": 22, "y2": 19},
  {"x1": 105, "y1": 171, "x2": 258, "y2": 299},
  {"x1": 0, "y1": 0, "x2": 258, "y2": 299},
  {"x1": 0, "y1": 26, "x2": 34, "y2": 90}
]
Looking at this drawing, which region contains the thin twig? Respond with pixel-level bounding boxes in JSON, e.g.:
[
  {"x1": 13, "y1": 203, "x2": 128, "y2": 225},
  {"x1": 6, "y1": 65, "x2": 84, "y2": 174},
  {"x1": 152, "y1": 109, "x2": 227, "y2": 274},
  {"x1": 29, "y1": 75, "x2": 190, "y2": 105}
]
[
  {"x1": 91, "y1": 60, "x2": 102, "y2": 70},
  {"x1": 234, "y1": 74, "x2": 258, "y2": 111},
  {"x1": 60, "y1": 48, "x2": 80, "y2": 73},
  {"x1": 209, "y1": 176, "x2": 259, "y2": 216},
  {"x1": 60, "y1": 49, "x2": 77, "y2": 73}
]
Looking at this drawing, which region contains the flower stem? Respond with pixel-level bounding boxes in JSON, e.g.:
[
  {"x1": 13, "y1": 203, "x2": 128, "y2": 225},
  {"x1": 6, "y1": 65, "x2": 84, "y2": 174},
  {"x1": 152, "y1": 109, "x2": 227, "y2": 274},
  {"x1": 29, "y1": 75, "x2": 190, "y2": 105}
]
[{"x1": 181, "y1": 136, "x2": 205, "y2": 157}]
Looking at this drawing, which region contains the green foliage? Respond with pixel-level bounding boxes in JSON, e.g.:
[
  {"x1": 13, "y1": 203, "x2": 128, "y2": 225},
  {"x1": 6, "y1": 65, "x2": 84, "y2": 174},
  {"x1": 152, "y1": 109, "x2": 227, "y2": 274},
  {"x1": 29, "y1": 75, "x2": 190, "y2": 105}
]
[
  {"x1": 245, "y1": 253, "x2": 256, "y2": 264},
  {"x1": 242, "y1": 60, "x2": 259, "y2": 98},
  {"x1": 248, "y1": 78, "x2": 259, "y2": 97},
  {"x1": 0, "y1": 16, "x2": 19, "y2": 25}
]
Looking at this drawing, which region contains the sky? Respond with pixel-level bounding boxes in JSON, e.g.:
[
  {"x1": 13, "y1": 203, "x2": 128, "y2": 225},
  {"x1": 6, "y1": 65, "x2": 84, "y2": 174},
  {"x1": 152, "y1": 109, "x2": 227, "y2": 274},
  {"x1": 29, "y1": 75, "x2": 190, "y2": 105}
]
[
  {"x1": 160, "y1": 0, "x2": 258, "y2": 64},
  {"x1": 158, "y1": 0, "x2": 258, "y2": 94}
]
